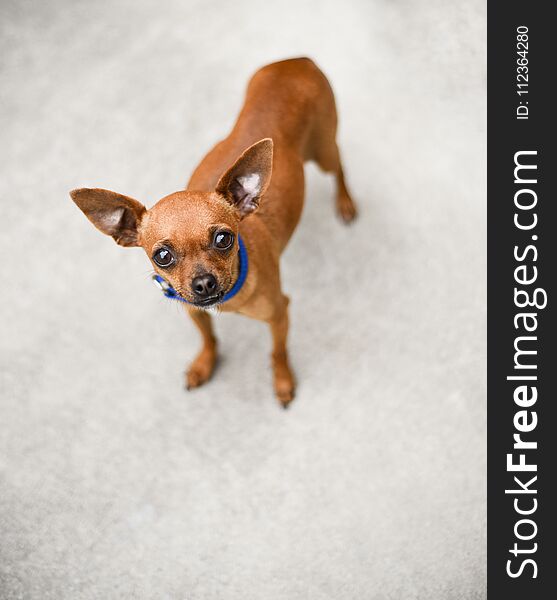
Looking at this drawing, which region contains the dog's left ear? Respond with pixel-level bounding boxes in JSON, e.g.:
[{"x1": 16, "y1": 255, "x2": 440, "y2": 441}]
[{"x1": 215, "y1": 138, "x2": 273, "y2": 218}]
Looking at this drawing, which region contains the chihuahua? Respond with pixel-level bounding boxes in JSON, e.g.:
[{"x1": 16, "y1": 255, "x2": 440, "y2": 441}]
[{"x1": 71, "y1": 57, "x2": 356, "y2": 407}]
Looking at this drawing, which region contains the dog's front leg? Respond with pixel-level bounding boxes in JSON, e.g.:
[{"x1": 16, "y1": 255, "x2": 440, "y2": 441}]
[
  {"x1": 185, "y1": 307, "x2": 218, "y2": 390},
  {"x1": 268, "y1": 295, "x2": 296, "y2": 408}
]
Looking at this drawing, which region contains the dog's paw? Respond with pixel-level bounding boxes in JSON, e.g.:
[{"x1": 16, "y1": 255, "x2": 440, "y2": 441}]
[
  {"x1": 185, "y1": 351, "x2": 216, "y2": 390},
  {"x1": 276, "y1": 385, "x2": 295, "y2": 409},
  {"x1": 272, "y1": 356, "x2": 296, "y2": 409},
  {"x1": 337, "y1": 192, "x2": 357, "y2": 224},
  {"x1": 274, "y1": 372, "x2": 296, "y2": 409},
  {"x1": 186, "y1": 367, "x2": 208, "y2": 390}
]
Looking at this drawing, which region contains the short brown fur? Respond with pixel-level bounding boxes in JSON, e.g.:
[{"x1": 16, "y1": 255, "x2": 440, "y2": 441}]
[{"x1": 71, "y1": 58, "x2": 356, "y2": 407}]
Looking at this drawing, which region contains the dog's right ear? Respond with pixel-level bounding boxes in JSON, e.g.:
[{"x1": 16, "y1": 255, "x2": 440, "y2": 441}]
[{"x1": 70, "y1": 188, "x2": 146, "y2": 247}]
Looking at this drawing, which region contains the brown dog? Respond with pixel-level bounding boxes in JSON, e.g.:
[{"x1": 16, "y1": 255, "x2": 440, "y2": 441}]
[{"x1": 71, "y1": 57, "x2": 356, "y2": 407}]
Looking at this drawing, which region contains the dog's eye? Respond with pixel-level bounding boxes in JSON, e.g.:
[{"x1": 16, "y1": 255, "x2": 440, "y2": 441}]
[
  {"x1": 152, "y1": 246, "x2": 175, "y2": 268},
  {"x1": 213, "y1": 230, "x2": 234, "y2": 250}
]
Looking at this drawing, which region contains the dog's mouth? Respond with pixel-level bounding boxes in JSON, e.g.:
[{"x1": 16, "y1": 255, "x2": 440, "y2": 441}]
[{"x1": 193, "y1": 293, "x2": 223, "y2": 308}]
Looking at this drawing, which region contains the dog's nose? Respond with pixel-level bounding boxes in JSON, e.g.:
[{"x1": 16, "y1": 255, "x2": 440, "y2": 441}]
[{"x1": 192, "y1": 273, "x2": 218, "y2": 298}]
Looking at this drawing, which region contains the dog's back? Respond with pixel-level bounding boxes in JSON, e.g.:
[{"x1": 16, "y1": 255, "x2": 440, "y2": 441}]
[{"x1": 188, "y1": 58, "x2": 343, "y2": 249}]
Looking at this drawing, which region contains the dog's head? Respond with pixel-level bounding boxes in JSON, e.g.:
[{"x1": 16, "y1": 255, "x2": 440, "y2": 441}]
[{"x1": 71, "y1": 138, "x2": 273, "y2": 307}]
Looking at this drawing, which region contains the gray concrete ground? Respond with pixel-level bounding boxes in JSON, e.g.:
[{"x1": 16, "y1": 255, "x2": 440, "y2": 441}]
[{"x1": 0, "y1": 0, "x2": 486, "y2": 598}]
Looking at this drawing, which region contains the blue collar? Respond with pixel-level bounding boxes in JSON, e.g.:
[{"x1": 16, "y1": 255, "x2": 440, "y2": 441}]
[{"x1": 152, "y1": 235, "x2": 248, "y2": 305}]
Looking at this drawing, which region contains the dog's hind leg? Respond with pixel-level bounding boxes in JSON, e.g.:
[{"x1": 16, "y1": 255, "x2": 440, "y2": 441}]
[
  {"x1": 185, "y1": 308, "x2": 218, "y2": 390},
  {"x1": 332, "y1": 155, "x2": 357, "y2": 223},
  {"x1": 308, "y1": 72, "x2": 357, "y2": 223},
  {"x1": 313, "y1": 130, "x2": 357, "y2": 224}
]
